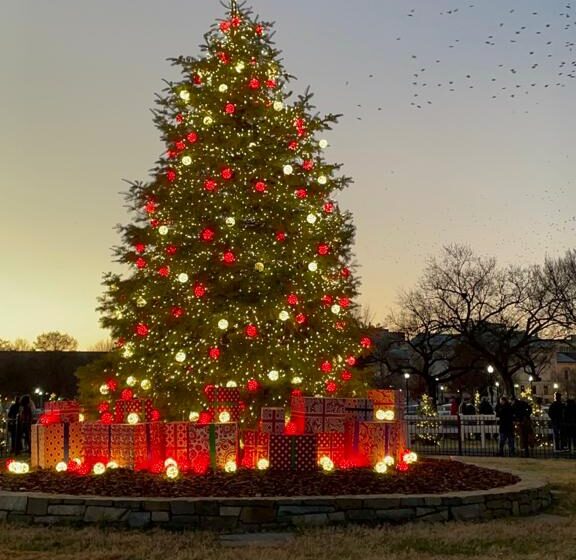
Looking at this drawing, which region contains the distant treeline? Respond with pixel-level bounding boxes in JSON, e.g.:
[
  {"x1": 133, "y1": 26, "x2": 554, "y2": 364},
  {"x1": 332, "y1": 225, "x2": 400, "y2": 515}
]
[{"x1": 0, "y1": 351, "x2": 106, "y2": 400}]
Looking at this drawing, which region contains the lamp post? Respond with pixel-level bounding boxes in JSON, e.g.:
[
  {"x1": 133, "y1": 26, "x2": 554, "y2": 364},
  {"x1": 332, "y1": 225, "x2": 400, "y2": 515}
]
[
  {"x1": 528, "y1": 375, "x2": 534, "y2": 395},
  {"x1": 404, "y1": 372, "x2": 410, "y2": 409}
]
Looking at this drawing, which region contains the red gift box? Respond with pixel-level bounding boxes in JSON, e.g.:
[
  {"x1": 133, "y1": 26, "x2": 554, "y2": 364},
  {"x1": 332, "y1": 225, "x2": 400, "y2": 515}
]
[
  {"x1": 114, "y1": 398, "x2": 154, "y2": 423},
  {"x1": 269, "y1": 434, "x2": 317, "y2": 471},
  {"x1": 290, "y1": 396, "x2": 345, "y2": 434},
  {"x1": 207, "y1": 387, "x2": 241, "y2": 422},
  {"x1": 317, "y1": 432, "x2": 345, "y2": 464},
  {"x1": 165, "y1": 422, "x2": 190, "y2": 465},
  {"x1": 44, "y1": 400, "x2": 80, "y2": 423},
  {"x1": 367, "y1": 390, "x2": 402, "y2": 421},
  {"x1": 188, "y1": 423, "x2": 238, "y2": 470},
  {"x1": 260, "y1": 407, "x2": 285, "y2": 434},
  {"x1": 343, "y1": 398, "x2": 374, "y2": 422},
  {"x1": 82, "y1": 423, "x2": 112, "y2": 465},
  {"x1": 110, "y1": 423, "x2": 165, "y2": 471},
  {"x1": 31, "y1": 423, "x2": 84, "y2": 469},
  {"x1": 345, "y1": 420, "x2": 404, "y2": 466},
  {"x1": 241, "y1": 430, "x2": 270, "y2": 468}
]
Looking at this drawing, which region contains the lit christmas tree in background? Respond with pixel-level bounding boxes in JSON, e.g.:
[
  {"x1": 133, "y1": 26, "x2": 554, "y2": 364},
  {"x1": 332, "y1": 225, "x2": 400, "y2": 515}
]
[{"x1": 80, "y1": 1, "x2": 372, "y2": 422}]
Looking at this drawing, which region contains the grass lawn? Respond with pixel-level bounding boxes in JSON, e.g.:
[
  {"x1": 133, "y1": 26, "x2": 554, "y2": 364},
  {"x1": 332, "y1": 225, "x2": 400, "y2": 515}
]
[{"x1": 1, "y1": 458, "x2": 575, "y2": 560}]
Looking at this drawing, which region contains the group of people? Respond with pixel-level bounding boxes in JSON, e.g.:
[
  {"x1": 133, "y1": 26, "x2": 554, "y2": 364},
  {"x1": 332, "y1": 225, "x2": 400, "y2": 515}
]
[
  {"x1": 547, "y1": 392, "x2": 576, "y2": 452},
  {"x1": 6, "y1": 395, "x2": 36, "y2": 455},
  {"x1": 495, "y1": 395, "x2": 534, "y2": 457}
]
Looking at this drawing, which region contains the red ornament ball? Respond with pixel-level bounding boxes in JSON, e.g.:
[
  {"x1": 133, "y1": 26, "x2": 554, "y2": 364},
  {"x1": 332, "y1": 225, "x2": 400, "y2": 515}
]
[
  {"x1": 200, "y1": 228, "x2": 215, "y2": 242},
  {"x1": 245, "y1": 324, "x2": 258, "y2": 338},
  {"x1": 346, "y1": 356, "x2": 357, "y2": 366},
  {"x1": 158, "y1": 265, "x2": 170, "y2": 277},
  {"x1": 246, "y1": 378, "x2": 260, "y2": 392},
  {"x1": 320, "y1": 361, "x2": 332, "y2": 373},
  {"x1": 302, "y1": 160, "x2": 314, "y2": 171},
  {"x1": 187, "y1": 132, "x2": 198, "y2": 143},
  {"x1": 360, "y1": 336, "x2": 372, "y2": 349},
  {"x1": 150, "y1": 409, "x2": 161, "y2": 422},
  {"x1": 193, "y1": 74, "x2": 202, "y2": 85},
  {"x1": 221, "y1": 167, "x2": 234, "y2": 180},
  {"x1": 166, "y1": 169, "x2": 177, "y2": 182},
  {"x1": 284, "y1": 421, "x2": 298, "y2": 435},
  {"x1": 231, "y1": 15, "x2": 241, "y2": 27},
  {"x1": 317, "y1": 243, "x2": 330, "y2": 256},
  {"x1": 121, "y1": 388, "x2": 133, "y2": 401},
  {"x1": 295, "y1": 313, "x2": 306, "y2": 325},
  {"x1": 225, "y1": 103, "x2": 236, "y2": 115},
  {"x1": 321, "y1": 294, "x2": 333, "y2": 306},
  {"x1": 341, "y1": 370, "x2": 353, "y2": 382},
  {"x1": 198, "y1": 411, "x2": 213, "y2": 425},
  {"x1": 101, "y1": 412, "x2": 113, "y2": 425},
  {"x1": 136, "y1": 258, "x2": 147, "y2": 270},
  {"x1": 171, "y1": 307, "x2": 184, "y2": 319},
  {"x1": 222, "y1": 251, "x2": 236, "y2": 265},
  {"x1": 255, "y1": 24, "x2": 264, "y2": 36},
  {"x1": 248, "y1": 78, "x2": 260, "y2": 89},
  {"x1": 175, "y1": 140, "x2": 186, "y2": 152},
  {"x1": 134, "y1": 242, "x2": 146, "y2": 254},
  {"x1": 204, "y1": 178, "x2": 217, "y2": 192},
  {"x1": 295, "y1": 188, "x2": 307, "y2": 199},
  {"x1": 287, "y1": 294, "x2": 299, "y2": 306},
  {"x1": 338, "y1": 297, "x2": 351, "y2": 308},
  {"x1": 150, "y1": 219, "x2": 159, "y2": 228},
  {"x1": 276, "y1": 231, "x2": 286, "y2": 242},
  {"x1": 217, "y1": 51, "x2": 230, "y2": 64},
  {"x1": 135, "y1": 323, "x2": 149, "y2": 337},
  {"x1": 397, "y1": 461, "x2": 409, "y2": 473},
  {"x1": 145, "y1": 200, "x2": 157, "y2": 214},
  {"x1": 254, "y1": 181, "x2": 267, "y2": 193},
  {"x1": 176, "y1": 113, "x2": 184, "y2": 123},
  {"x1": 335, "y1": 321, "x2": 346, "y2": 331},
  {"x1": 219, "y1": 20, "x2": 231, "y2": 32},
  {"x1": 288, "y1": 140, "x2": 298, "y2": 151},
  {"x1": 323, "y1": 202, "x2": 335, "y2": 213},
  {"x1": 166, "y1": 245, "x2": 178, "y2": 256},
  {"x1": 266, "y1": 79, "x2": 277, "y2": 89},
  {"x1": 97, "y1": 402, "x2": 110, "y2": 414},
  {"x1": 107, "y1": 379, "x2": 118, "y2": 392},
  {"x1": 193, "y1": 283, "x2": 206, "y2": 298},
  {"x1": 325, "y1": 380, "x2": 338, "y2": 394},
  {"x1": 208, "y1": 347, "x2": 221, "y2": 360},
  {"x1": 341, "y1": 267, "x2": 351, "y2": 279}
]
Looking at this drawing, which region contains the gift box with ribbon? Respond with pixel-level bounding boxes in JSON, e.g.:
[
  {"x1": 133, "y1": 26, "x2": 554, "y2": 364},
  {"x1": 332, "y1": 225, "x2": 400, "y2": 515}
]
[
  {"x1": 44, "y1": 400, "x2": 81, "y2": 423},
  {"x1": 290, "y1": 396, "x2": 345, "y2": 434},
  {"x1": 260, "y1": 407, "x2": 285, "y2": 434},
  {"x1": 188, "y1": 422, "x2": 238, "y2": 470},
  {"x1": 317, "y1": 432, "x2": 345, "y2": 464},
  {"x1": 240, "y1": 430, "x2": 270, "y2": 468},
  {"x1": 114, "y1": 398, "x2": 154, "y2": 424},
  {"x1": 206, "y1": 387, "x2": 241, "y2": 423},
  {"x1": 269, "y1": 434, "x2": 317, "y2": 471},
  {"x1": 110, "y1": 423, "x2": 165, "y2": 471},
  {"x1": 345, "y1": 419, "x2": 404, "y2": 466},
  {"x1": 164, "y1": 422, "x2": 190, "y2": 465},
  {"x1": 82, "y1": 423, "x2": 112, "y2": 465},
  {"x1": 367, "y1": 390, "x2": 402, "y2": 421},
  {"x1": 343, "y1": 398, "x2": 374, "y2": 422},
  {"x1": 31, "y1": 423, "x2": 84, "y2": 469}
]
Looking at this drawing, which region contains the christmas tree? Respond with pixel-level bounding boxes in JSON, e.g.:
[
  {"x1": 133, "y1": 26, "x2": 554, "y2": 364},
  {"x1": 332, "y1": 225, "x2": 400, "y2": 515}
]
[{"x1": 82, "y1": 1, "x2": 371, "y2": 422}]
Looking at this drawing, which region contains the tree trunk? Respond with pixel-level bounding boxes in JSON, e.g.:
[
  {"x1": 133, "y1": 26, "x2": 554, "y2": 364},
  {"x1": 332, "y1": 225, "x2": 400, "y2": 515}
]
[
  {"x1": 425, "y1": 377, "x2": 438, "y2": 406},
  {"x1": 501, "y1": 371, "x2": 515, "y2": 397}
]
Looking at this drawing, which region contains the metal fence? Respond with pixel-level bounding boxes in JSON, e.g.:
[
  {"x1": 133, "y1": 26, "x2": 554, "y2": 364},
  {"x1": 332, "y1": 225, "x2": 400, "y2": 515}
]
[{"x1": 405, "y1": 414, "x2": 576, "y2": 458}]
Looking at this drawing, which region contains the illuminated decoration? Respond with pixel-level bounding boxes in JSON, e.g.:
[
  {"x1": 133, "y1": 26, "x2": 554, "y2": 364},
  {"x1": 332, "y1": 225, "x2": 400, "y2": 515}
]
[
  {"x1": 189, "y1": 411, "x2": 200, "y2": 422},
  {"x1": 93, "y1": 462, "x2": 106, "y2": 475},
  {"x1": 375, "y1": 409, "x2": 395, "y2": 422},
  {"x1": 121, "y1": 388, "x2": 133, "y2": 400},
  {"x1": 107, "y1": 461, "x2": 119, "y2": 470},
  {"x1": 247, "y1": 378, "x2": 260, "y2": 392},
  {"x1": 78, "y1": 413, "x2": 85, "y2": 422},
  {"x1": 166, "y1": 464, "x2": 179, "y2": 479},
  {"x1": 384, "y1": 455, "x2": 395, "y2": 467},
  {"x1": 8, "y1": 461, "x2": 30, "y2": 474},
  {"x1": 126, "y1": 376, "x2": 137, "y2": 387},
  {"x1": 257, "y1": 458, "x2": 269, "y2": 470},
  {"x1": 175, "y1": 351, "x2": 187, "y2": 362},
  {"x1": 331, "y1": 304, "x2": 341, "y2": 315},
  {"x1": 287, "y1": 294, "x2": 299, "y2": 306},
  {"x1": 141, "y1": 379, "x2": 152, "y2": 391},
  {"x1": 226, "y1": 380, "x2": 238, "y2": 388},
  {"x1": 55, "y1": 462, "x2": 68, "y2": 472},
  {"x1": 403, "y1": 450, "x2": 418, "y2": 464},
  {"x1": 127, "y1": 412, "x2": 140, "y2": 425},
  {"x1": 224, "y1": 460, "x2": 237, "y2": 473},
  {"x1": 92, "y1": 1, "x2": 367, "y2": 419},
  {"x1": 219, "y1": 410, "x2": 231, "y2": 423},
  {"x1": 99, "y1": 384, "x2": 110, "y2": 396},
  {"x1": 374, "y1": 461, "x2": 388, "y2": 474},
  {"x1": 319, "y1": 456, "x2": 335, "y2": 472}
]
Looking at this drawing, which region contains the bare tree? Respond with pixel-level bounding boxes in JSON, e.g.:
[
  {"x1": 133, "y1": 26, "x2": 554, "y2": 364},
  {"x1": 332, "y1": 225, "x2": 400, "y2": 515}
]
[
  {"x1": 542, "y1": 249, "x2": 576, "y2": 329},
  {"x1": 0, "y1": 339, "x2": 12, "y2": 351},
  {"x1": 12, "y1": 338, "x2": 32, "y2": 351},
  {"x1": 416, "y1": 245, "x2": 564, "y2": 396},
  {"x1": 34, "y1": 332, "x2": 79, "y2": 352},
  {"x1": 87, "y1": 338, "x2": 115, "y2": 352}
]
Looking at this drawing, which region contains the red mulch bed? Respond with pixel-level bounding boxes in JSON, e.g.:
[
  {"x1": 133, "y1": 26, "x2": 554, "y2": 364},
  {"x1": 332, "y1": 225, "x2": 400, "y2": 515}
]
[{"x1": 0, "y1": 459, "x2": 519, "y2": 498}]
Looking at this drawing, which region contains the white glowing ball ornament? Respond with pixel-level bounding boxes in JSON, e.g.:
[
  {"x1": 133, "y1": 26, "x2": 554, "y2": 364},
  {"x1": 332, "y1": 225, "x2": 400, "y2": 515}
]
[
  {"x1": 273, "y1": 101, "x2": 284, "y2": 111},
  {"x1": 179, "y1": 90, "x2": 190, "y2": 102},
  {"x1": 219, "y1": 411, "x2": 231, "y2": 423},
  {"x1": 319, "y1": 456, "x2": 335, "y2": 472},
  {"x1": 219, "y1": 84, "x2": 228, "y2": 93},
  {"x1": 283, "y1": 164, "x2": 293, "y2": 175},
  {"x1": 189, "y1": 411, "x2": 200, "y2": 422},
  {"x1": 268, "y1": 370, "x2": 279, "y2": 381},
  {"x1": 126, "y1": 376, "x2": 137, "y2": 387},
  {"x1": 225, "y1": 460, "x2": 237, "y2": 473},
  {"x1": 166, "y1": 465, "x2": 179, "y2": 479},
  {"x1": 384, "y1": 456, "x2": 395, "y2": 467},
  {"x1": 99, "y1": 384, "x2": 110, "y2": 396},
  {"x1": 140, "y1": 379, "x2": 152, "y2": 391},
  {"x1": 307, "y1": 213, "x2": 318, "y2": 224},
  {"x1": 375, "y1": 409, "x2": 395, "y2": 422},
  {"x1": 178, "y1": 273, "x2": 189, "y2": 284},
  {"x1": 308, "y1": 262, "x2": 318, "y2": 272},
  {"x1": 218, "y1": 319, "x2": 229, "y2": 330},
  {"x1": 319, "y1": 139, "x2": 329, "y2": 149},
  {"x1": 226, "y1": 381, "x2": 238, "y2": 388},
  {"x1": 203, "y1": 116, "x2": 213, "y2": 125},
  {"x1": 257, "y1": 458, "x2": 269, "y2": 470},
  {"x1": 127, "y1": 412, "x2": 140, "y2": 425},
  {"x1": 175, "y1": 351, "x2": 187, "y2": 363},
  {"x1": 278, "y1": 310, "x2": 290, "y2": 321},
  {"x1": 55, "y1": 462, "x2": 68, "y2": 472},
  {"x1": 181, "y1": 156, "x2": 192, "y2": 166},
  {"x1": 225, "y1": 217, "x2": 236, "y2": 227},
  {"x1": 374, "y1": 461, "x2": 388, "y2": 474},
  {"x1": 93, "y1": 463, "x2": 106, "y2": 475}
]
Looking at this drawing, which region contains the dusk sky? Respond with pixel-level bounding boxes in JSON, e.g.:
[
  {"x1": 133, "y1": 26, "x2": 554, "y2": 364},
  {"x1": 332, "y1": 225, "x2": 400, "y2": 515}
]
[{"x1": 1, "y1": 0, "x2": 574, "y2": 349}]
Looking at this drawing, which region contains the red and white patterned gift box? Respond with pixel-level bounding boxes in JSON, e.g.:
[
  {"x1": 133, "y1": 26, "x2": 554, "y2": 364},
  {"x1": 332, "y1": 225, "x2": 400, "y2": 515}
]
[
  {"x1": 114, "y1": 398, "x2": 154, "y2": 424},
  {"x1": 110, "y1": 423, "x2": 165, "y2": 471},
  {"x1": 367, "y1": 390, "x2": 402, "y2": 421},
  {"x1": 260, "y1": 407, "x2": 285, "y2": 434},
  {"x1": 345, "y1": 420, "x2": 404, "y2": 466},
  {"x1": 188, "y1": 422, "x2": 238, "y2": 470},
  {"x1": 317, "y1": 432, "x2": 345, "y2": 464},
  {"x1": 31, "y1": 423, "x2": 84, "y2": 469},
  {"x1": 343, "y1": 398, "x2": 374, "y2": 422},
  {"x1": 82, "y1": 423, "x2": 112, "y2": 465},
  {"x1": 241, "y1": 430, "x2": 270, "y2": 468},
  {"x1": 164, "y1": 422, "x2": 190, "y2": 465},
  {"x1": 206, "y1": 387, "x2": 241, "y2": 422},
  {"x1": 44, "y1": 400, "x2": 80, "y2": 423},
  {"x1": 290, "y1": 396, "x2": 345, "y2": 434},
  {"x1": 269, "y1": 434, "x2": 317, "y2": 471}
]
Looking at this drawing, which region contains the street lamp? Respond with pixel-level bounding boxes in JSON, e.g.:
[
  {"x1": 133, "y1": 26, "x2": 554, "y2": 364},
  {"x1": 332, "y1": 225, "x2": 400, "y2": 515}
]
[
  {"x1": 487, "y1": 365, "x2": 495, "y2": 375},
  {"x1": 404, "y1": 372, "x2": 410, "y2": 409}
]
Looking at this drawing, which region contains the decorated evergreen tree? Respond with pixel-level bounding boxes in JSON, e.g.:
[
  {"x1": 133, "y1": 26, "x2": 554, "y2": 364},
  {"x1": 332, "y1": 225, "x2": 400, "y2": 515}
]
[{"x1": 81, "y1": 1, "x2": 372, "y2": 421}]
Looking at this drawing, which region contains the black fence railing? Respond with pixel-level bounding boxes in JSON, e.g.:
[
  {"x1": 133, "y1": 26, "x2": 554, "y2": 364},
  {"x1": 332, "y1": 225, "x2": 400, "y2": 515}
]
[{"x1": 406, "y1": 414, "x2": 576, "y2": 458}]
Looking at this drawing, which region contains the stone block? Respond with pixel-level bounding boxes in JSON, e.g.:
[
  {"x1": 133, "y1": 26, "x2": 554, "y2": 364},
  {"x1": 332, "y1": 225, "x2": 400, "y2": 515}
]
[
  {"x1": 84, "y1": 506, "x2": 127, "y2": 522},
  {"x1": 170, "y1": 502, "x2": 197, "y2": 515},
  {"x1": 278, "y1": 505, "x2": 333, "y2": 516},
  {"x1": 195, "y1": 502, "x2": 219, "y2": 516},
  {"x1": 375, "y1": 508, "x2": 415, "y2": 523},
  {"x1": 334, "y1": 498, "x2": 364, "y2": 510},
  {"x1": 126, "y1": 511, "x2": 151, "y2": 529},
  {"x1": 451, "y1": 504, "x2": 483, "y2": 521},
  {"x1": 328, "y1": 512, "x2": 346, "y2": 522},
  {"x1": 423, "y1": 497, "x2": 443, "y2": 507},
  {"x1": 27, "y1": 498, "x2": 48, "y2": 516},
  {"x1": 200, "y1": 516, "x2": 238, "y2": 530},
  {"x1": 346, "y1": 509, "x2": 376, "y2": 521},
  {"x1": 418, "y1": 510, "x2": 449, "y2": 523},
  {"x1": 416, "y1": 507, "x2": 438, "y2": 517},
  {"x1": 7, "y1": 513, "x2": 32, "y2": 524},
  {"x1": 0, "y1": 511, "x2": 8, "y2": 521},
  {"x1": 47, "y1": 505, "x2": 85, "y2": 516},
  {"x1": 364, "y1": 498, "x2": 401, "y2": 510},
  {"x1": 0, "y1": 495, "x2": 28, "y2": 513},
  {"x1": 519, "y1": 504, "x2": 533, "y2": 515},
  {"x1": 460, "y1": 496, "x2": 485, "y2": 505},
  {"x1": 398, "y1": 497, "x2": 425, "y2": 507},
  {"x1": 291, "y1": 513, "x2": 329, "y2": 527},
  {"x1": 240, "y1": 506, "x2": 277, "y2": 524},
  {"x1": 169, "y1": 514, "x2": 200, "y2": 527},
  {"x1": 220, "y1": 506, "x2": 242, "y2": 517},
  {"x1": 486, "y1": 499, "x2": 511, "y2": 510},
  {"x1": 151, "y1": 511, "x2": 170, "y2": 522},
  {"x1": 62, "y1": 499, "x2": 86, "y2": 505},
  {"x1": 512, "y1": 501, "x2": 520, "y2": 516},
  {"x1": 143, "y1": 501, "x2": 170, "y2": 512}
]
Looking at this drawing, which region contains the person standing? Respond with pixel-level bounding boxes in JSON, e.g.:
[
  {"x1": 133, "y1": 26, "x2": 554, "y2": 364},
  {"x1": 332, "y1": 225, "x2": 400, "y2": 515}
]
[
  {"x1": 512, "y1": 396, "x2": 534, "y2": 457},
  {"x1": 496, "y1": 396, "x2": 515, "y2": 456},
  {"x1": 548, "y1": 392, "x2": 566, "y2": 451},
  {"x1": 7, "y1": 396, "x2": 20, "y2": 454},
  {"x1": 17, "y1": 395, "x2": 35, "y2": 454},
  {"x1": 564, "y1": 399, "x2": 576, "y2": 452},
  {"x1": 479, "y1": 397, "x2": 494, "y2": 415}
]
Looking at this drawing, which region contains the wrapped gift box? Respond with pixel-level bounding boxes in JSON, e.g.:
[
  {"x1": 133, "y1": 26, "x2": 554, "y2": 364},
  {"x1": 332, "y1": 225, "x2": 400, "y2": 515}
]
[
  {"x1": 207, "y1": 387, "x2": 241, "y2": 422},
  {"x1": 241, "y1": 430, "x2": 270, "y2": 468},
  {"x1": 269, "y1": 434, "x2": 317, "y2": 471},
  {"x1": 317, "y1": 432, "x2": 345, "y2": 464},
  {"x1": 343, "y1": 398, "x2": 374, "y2": 422},
  {"x1": 114, "y1": 398, "x2": 154, "y2": 424},
  {"x1": 345, "y1": 420, "x2": 404, "y2": 465},
  {"x1": 44, "y1": 400, "x2": 80, "y2": 423},
  {"x1": 110, "y1": 423, "x2": 165, "y2": 471},
  {"x1": 31, "y1": 423, "x2": 84, "y2": 469},
  {"x1": 260, "y1": 407, "x2": 285, "y2": 434},
  {"x1": 367, "y1": 390, "x2": 402, "y2": 421},
  {"x1": 188, "y1": 423, "x2": 238, "y2": 470},
  {"x1": 82, "y1": 423, "x2": 112, "y2": 465},
  {"x1": 165, "y1": 422, "x2": 190, "y2": 465},
  {"x1": 290, "y1": 396, "x2": 345, "y2": 434}
]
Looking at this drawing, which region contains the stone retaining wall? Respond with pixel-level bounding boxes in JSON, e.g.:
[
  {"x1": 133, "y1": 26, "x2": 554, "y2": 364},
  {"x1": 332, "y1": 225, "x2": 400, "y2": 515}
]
[{"x1": 0, "y1": 474, "x2": 551, "y2": 530}]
